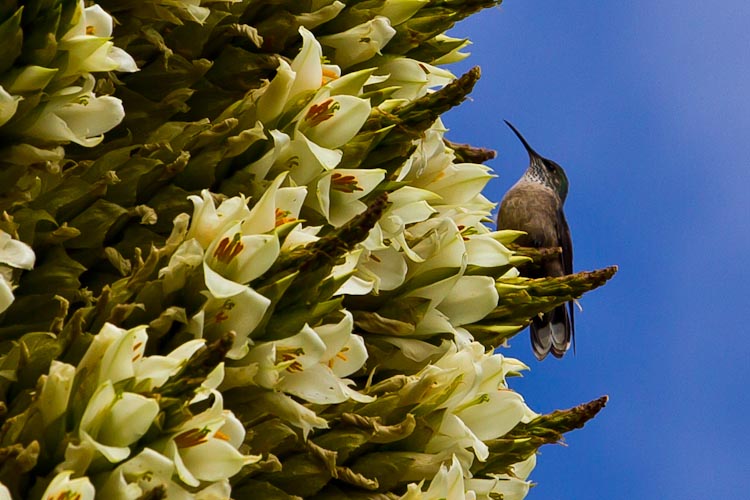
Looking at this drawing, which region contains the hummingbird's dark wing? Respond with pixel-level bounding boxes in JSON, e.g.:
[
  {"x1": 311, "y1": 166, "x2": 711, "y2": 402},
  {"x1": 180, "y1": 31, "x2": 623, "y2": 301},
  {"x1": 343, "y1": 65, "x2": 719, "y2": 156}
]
[
  {"x1": 557, "y1": 208, "x2": 573, "y2": 276},
  {"x1": 555, "y1": 207, "x2": 575, "y2": 355}
]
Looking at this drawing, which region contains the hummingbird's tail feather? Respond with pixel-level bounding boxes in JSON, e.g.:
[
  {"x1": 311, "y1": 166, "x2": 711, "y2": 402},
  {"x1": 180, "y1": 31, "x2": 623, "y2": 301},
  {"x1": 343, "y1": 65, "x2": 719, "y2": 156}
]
[{"x1": 531, "y1": 304, "x2": 573, "y2": 360}]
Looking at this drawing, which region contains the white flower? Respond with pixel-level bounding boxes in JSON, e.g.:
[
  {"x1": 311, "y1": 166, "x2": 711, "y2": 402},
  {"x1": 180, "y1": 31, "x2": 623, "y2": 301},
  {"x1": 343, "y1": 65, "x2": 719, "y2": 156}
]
[
  {"x1": 76, "y1": 323, "x2": 214, "y2": 397},
  {"x1": 241, "y1": 173, "x2": 306, "y2": 235},
  {"x1": 156, "y1": 392, "x2": 259, "y2": 487},
  {"x1": 42, "y1": 471, "x2": 95, "y2": 500},
  {"x1": 3, "y1": 65, "x2": 58, "y2": 93},
  {"x1": 0, "y1": 230, "x2": 35, "y2": 313},
  {"x1": 17, "y1": 75, "x2": 124, "y2": 147},
  {"x1": 158, "y1": 238, "x2": 204, "y2": 294},
  {"x1": 186, "y1": 190, "x2": 251, "y2": 249},
  {"x1": 74, "y1": 323, "x2": 148, "y2": 388},
  {"x1": 308, "y1": 168, "x2": 385, "y2": 226},
  {"x1": 134, "y1": 339, "x2": 208, "y2": 392},
  {"x1": 379, "y1": 0, "x2": 429, "y2": 25},
  {"x1": 96, "y1": 448, "x2": 179, "y2": 500},
  {"x1": 371, "y1": 185, "x2": 440, "y2": 264},
  {"x1": 380, "y1": 187, "x2": 439, "y2": 235},
  {"x1": 352, "y1": 245, "x2": 409, "y2": 293},
  {"x1": 372, "y1": 58, "x2": 455, "y2": 100},
  {"x1": 59, "y1": 1, "x2": 138, "y2": 77},
  {"x1": 256, "y1": 60, "x2": 296, "y2": 126},
  {"x1": 284, "y1": 131, "x2": 344, "y2": 185},
  {"x1": 184, "y1": 177, "x2": 311, "y2": 357},
  {"x1": 420, "y1": 163, "x2": 495, "y2": 206},
  {"x1": 242, "y1": 313, "x2": 372, "y2": 405},
  {"x1": 436, "y1": 276, "x2": 499, "y2": 326},
  {"x1": 203, "y1": 222, "x2": 279, "y2": 289},
  {"x1": 281, "y1": 223, "x2": 322, "y2": 250},
  {"x1": 196, "y1": 286, "x2": 272, "y2": 359},
  {"x1": 0, "y1": 230, "x2": 35, "y2": 270},
  {"x1": 289, "y1": 27, "x2": 330, "y2": 99},
  {"x1": 407, "y1": 344, "x2": 533, "y2": 464},
  {"x1": 0, "y1": 86, "x2": 22, "y2": 127},
  {"x1": 296, "y1": 94, "x2": 371, "y2": 149},
  {"x1": 320, "y1": 16, "x2": 397, "y2": 69},
  {"x1": 61, "y1": 322, "x2": 204, "y2": 473},
  {"x1": 273, "y1": 317, "x2": 373, "y2": 404},
  {"x1": 332, "y1": 248, "x2": 376, "y2": 296},
  {"x1": 78, "y1": 381, "x2": 159, "y2": 462},
  {"x1": 405, "y1": 219, "x2": 466, "y2": 306},
  {"x1": 247, "y1": 128, "x2": 344, "y2": 186},
  {"x1": 400, "y1": 455, "x2": 469, "y2": 500},
  {"x1": 256, "y1": 27, "x2": 343, "y2": 125},
  {"x1": 256, "y1": 391, "x2": 328, "y2": 439},
  {"x1": 431, "y1": 35, "x2": 472, "y2": 65},
  {"x1": 97, "y1": 448, "x2": 232, "y2": 500},
  {"x1": 245, "y1": 130, "x2": 291, "y2": 180},
  {"x1": 465, "y1": 455, "x2": 535, "y2": 500},
  {"x1": 464, "y1": 233, "x2": 513, "y2": 268},
  {"x1": 38, "y1": 361, "x2": 75, "y2": 426}
]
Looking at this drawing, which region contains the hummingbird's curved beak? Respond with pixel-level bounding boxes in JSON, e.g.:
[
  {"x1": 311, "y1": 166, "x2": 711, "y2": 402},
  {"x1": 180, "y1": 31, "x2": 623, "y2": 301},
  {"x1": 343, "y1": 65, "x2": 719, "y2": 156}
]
[{"x1": 504, "y1": 120, "x2": 542, "y2": 160}]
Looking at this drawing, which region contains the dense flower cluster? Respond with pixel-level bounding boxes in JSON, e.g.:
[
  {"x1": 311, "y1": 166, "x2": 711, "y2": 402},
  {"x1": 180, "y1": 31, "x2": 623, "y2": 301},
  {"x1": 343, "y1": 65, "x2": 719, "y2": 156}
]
[{"x1": 0, "y1": 1, "x2": 613, "y2": 498}]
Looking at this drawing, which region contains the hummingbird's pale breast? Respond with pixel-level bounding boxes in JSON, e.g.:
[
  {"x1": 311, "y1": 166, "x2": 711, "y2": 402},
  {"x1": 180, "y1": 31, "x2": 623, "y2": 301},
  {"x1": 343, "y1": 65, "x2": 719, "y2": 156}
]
[{"x1": 498, "y1": 181, "x2": 564, "y2": 257}]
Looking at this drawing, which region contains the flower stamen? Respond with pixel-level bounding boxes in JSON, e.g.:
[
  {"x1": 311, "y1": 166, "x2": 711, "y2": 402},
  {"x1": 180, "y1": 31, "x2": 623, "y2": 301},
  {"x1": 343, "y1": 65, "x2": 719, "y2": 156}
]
[
  {"x1": 331, "y1": 172, "x2": 363, "y2": 193},
  {"x1": 214, "y1": 430, "x2": 230, "y2": 441},
  {"x1": 277, "y1": 347, "x2": 305, "y2": 372},
  {"x1": 275, "y1": 208, "x2": 296, "y2": 227},
  {"x1": 336, "y1": 346, "x2": 350, "y2": 361},
  {"x1": 322, "y1": 67, "x2": 339, "y2": 85},
  {"x1": 174, "y1": 427, "x2": 211, "y2": 448},
  {"x1": 48, "y1": 490, "x2": 83, "y2": 500},
  {"x1": 305, "y1": 99, "x2": 340, "y2": 127},
  {"x1": 213, "y1": 233, "x2": 244, "y2": 263}
]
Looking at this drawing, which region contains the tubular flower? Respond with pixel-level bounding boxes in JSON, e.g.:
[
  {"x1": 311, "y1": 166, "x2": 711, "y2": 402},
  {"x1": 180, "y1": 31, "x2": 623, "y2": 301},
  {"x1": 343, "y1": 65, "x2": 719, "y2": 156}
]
[
  {"x1": 14, "y1": 75, "x2": 124, "y2": 147},
  {"x1": 0, "y1": 230, "x2": 35, "y2": 313},
  {"x1": 155, "y1": 392, "x2": 260, "y2": 487},
  {"x1": 58, "y1": 1, "x2": 139, "y2": 78}
]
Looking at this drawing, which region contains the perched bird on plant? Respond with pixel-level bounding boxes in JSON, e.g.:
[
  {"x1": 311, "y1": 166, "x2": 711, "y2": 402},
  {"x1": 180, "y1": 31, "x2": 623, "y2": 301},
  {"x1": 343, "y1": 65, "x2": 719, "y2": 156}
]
[{"x1": 497, "y1": 120, "x2": 574, "y2": 360}]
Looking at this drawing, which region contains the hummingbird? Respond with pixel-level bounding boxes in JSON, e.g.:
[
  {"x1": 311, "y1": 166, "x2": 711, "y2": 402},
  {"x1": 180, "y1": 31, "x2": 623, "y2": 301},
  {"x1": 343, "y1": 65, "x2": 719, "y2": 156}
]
[{"x1": 496, "y1": 120, "x2": 574, "y2": 360}]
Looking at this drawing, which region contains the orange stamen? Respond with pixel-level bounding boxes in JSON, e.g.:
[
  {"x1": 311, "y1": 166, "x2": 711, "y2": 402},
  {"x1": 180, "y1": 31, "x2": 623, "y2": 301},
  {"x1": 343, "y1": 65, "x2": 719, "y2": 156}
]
[
  {"x1": 214, "y1": 430, "x2": 230, "y2": 441},
  {"x1": 331, "y1": 172, "x2": 363, "y2": 193},
  {"x1": 275, "y1": 208, "x2": 296, "y2": 227},
  {"x1": 322, "y1": 67, "x2": 339, "y2": 85}
]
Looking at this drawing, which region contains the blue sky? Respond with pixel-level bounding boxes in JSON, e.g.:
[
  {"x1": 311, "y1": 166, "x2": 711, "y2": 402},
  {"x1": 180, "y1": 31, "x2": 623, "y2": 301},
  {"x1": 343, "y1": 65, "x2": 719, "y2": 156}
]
[{"x1": 446, "y1": 1, "x2": 750, "y2": 498}]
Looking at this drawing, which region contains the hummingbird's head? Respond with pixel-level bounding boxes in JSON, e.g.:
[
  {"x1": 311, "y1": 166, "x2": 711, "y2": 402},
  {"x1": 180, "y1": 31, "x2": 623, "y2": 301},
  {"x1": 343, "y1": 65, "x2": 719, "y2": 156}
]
[{"x1": 504, "y1": 120, "x2": 569, "y2": 202}]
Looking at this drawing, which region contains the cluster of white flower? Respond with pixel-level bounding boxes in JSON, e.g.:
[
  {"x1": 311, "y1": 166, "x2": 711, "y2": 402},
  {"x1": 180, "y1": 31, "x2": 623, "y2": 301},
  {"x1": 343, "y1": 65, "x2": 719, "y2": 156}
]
[
  {"x1": 22, "y1": 323, "x2": 256, "y2": 499},
  {"x1": 140, "y1": 14, "x2": 536, "y2": 497},
  {"x1": 0, "y1": 1, "x2": 600, "y2": 498},
  {"x1": 401, "y1": 343, "x2": 536, "y2": 500},
  {"x1": 0, "y1": 1, "x2": 136, "y2": 153}
]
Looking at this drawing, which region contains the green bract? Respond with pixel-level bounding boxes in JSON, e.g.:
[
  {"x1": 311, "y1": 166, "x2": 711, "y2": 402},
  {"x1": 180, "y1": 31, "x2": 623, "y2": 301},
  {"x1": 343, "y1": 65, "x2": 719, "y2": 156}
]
[{"x1": 0, "y1": 1, "x2": 616, "y2": 498}]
